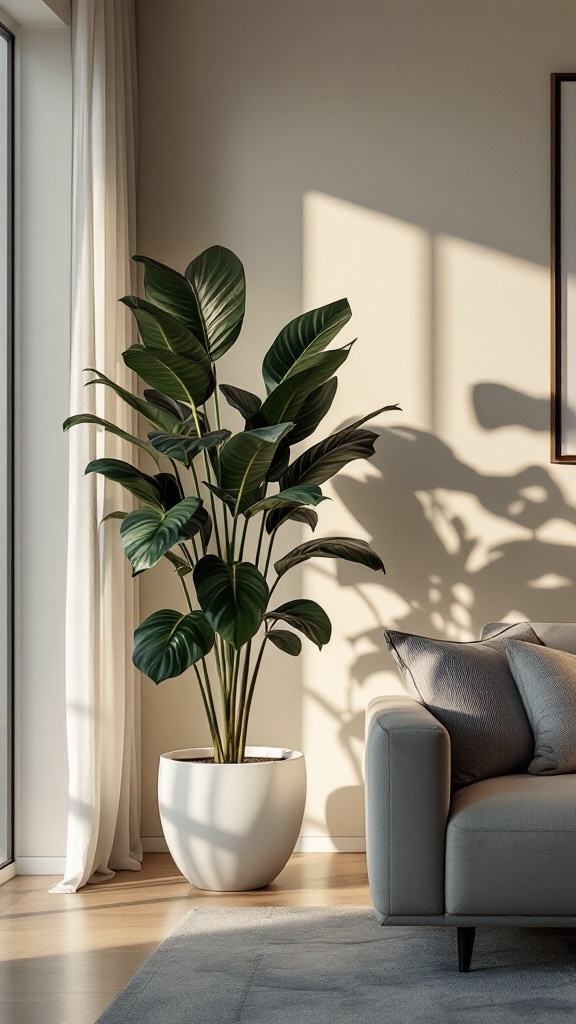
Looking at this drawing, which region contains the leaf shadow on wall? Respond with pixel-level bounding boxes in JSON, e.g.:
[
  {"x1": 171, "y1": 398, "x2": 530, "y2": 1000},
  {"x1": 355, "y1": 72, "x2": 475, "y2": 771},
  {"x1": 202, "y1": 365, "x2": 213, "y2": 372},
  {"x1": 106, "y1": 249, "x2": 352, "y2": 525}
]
[{"x1": 317, "y1": 383, "x2": 576, "y2": 843}]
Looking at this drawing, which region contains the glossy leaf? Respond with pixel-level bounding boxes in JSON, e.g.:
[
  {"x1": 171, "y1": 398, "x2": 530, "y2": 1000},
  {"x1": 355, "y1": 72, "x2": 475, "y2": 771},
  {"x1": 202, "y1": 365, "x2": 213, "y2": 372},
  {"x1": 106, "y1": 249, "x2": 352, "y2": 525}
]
[
  {"x1": 143, "y1": 389, "x2": 191, "y2": 424},
  {"x1": 266, "y1": 505, "x2": 319, "y2": 535},
  {"x1": 122, "y1": 345, "x2": 215, "y2": 407},
  {"x1": 132, "y1": 255, "x2": 202, "y2": 337},
  {"x1": 244, "y1": 485, "x2": 326, "y2": 518},
  {"x1": 203, "y1": 481, "x2": 237, "y2": 514},
  {"x1": 219, "y1": 384, "x2": 262, "y2": 421},
  {"x1": 262, "y1": 298, "x2": 351, "y2": 393},
  {"x1": 287, "y1": 377, "x2": 338, "y2": 445},
  {"x1": 281, "y1": 429, "x2": 377, "y2": 489},
  {"x1": 218, "y1": 422, "x2": 293, "y2": 514},
  {"x1": 100, "y1": 510, "x2": 127, "y2": 524},
  {"x1": 148, "y1": 428, "x2": 231, "y2": 465},
  {"x1": 274, "y1": 537, "x2": 385, "y2": 578},
  {"x1": 264, "y1": 599, "x2": 332, "y2": 649},
  {"x1": 265, "y1": 438, "x2": 292, "y2": 483},
  {"x1": 265, "y1": 630, "x2": 302, "y2": 657},
  {"x1": 186, "y1": 504, "x2": 212, "y2": 547},
  {"x1": 121, "y1": 297, "x2": 215, "y2": 401},
  {"x1": 63, "y1": 413, "x2": 160, "y2": 463},
  {"x1": 193, "y1": 555, "x2": 269, "y2": 649},
  {"x1": 153, "y1": 472, "x2": 182, "y2": 510},
  {"x1": 258, "y1": 349, "x2": 351, "y2": 427},
  {"x1": 120, "y1": 496, "x2": 201, "y2": 572},
  {"x1": 84, "y1": 369, "x2": 178, "y2": 432},
  {"x1": 132, "y1": 608, "x2": 214, "y2": 683},
  {"x1": 185, "y1": 245, "x2": 246, "y2": 360},
  {"x1": 85, "y1": 458, "x2": 164, "y2": 508},
  {"x1": 163, "y1": 550, "x2": 192, "y2": 576}
]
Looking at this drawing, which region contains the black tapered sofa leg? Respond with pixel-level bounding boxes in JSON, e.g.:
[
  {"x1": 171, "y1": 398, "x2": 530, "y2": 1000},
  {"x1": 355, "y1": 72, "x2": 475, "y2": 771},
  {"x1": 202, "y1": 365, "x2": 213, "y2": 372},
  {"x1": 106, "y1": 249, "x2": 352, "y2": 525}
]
[{"x1": 457, "y1": 927, "x2": 476, "y2": 972}]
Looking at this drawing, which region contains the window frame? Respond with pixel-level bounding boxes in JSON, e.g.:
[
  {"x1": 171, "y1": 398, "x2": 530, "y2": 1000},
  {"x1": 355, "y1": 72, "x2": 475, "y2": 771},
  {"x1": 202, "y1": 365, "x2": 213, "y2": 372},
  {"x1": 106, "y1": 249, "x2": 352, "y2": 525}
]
[{"x1": 0, "y1": 16, "x2": 15, "y2": 874}]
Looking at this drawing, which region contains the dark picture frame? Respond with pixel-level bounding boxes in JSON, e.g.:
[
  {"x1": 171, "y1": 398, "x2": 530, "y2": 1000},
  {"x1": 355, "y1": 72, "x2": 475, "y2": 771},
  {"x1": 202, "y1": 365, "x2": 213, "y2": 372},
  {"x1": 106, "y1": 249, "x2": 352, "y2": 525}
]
[{"x1": 551, "y1": 73, "x2": 576, "y2": 463}]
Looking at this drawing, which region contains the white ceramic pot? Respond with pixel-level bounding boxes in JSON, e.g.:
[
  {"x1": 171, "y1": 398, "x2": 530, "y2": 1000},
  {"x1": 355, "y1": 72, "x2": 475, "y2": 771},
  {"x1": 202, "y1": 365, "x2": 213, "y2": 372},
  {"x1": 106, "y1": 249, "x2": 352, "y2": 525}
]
[{"x1": 158, "y1": 746, "x2": 306, "y2": 891}]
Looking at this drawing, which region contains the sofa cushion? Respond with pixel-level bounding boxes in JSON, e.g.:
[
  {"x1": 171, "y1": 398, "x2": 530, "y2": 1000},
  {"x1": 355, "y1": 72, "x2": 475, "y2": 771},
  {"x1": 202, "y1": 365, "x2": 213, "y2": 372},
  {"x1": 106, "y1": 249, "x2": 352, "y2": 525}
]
[
  {"x1": 505, "y1": 639, "x2": 576, "y2": 775},
  {"x1": 445, "y1": 774, "x2": 576, "y2": 915},
  {"x1": 482, "y1": 621, "x2": 576, "y2": 655},
  {"x1": 384, "y1": 622, "x2": 541, "y2": 785}
]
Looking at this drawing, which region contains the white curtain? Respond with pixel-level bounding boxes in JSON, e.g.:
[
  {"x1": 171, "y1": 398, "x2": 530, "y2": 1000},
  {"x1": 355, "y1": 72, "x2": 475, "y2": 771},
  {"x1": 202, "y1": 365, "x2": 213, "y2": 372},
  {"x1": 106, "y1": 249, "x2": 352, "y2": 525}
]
[{"x1": 52, "y1": 0, "x2": 142, "y2": 893}]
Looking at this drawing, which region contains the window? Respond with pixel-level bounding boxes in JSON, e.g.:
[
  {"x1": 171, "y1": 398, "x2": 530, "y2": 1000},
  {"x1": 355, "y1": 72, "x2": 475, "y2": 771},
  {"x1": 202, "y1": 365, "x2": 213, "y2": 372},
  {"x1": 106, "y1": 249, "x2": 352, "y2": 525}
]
[{"x1": 0, "y1": 20, "x2": 14, "y2": 870}]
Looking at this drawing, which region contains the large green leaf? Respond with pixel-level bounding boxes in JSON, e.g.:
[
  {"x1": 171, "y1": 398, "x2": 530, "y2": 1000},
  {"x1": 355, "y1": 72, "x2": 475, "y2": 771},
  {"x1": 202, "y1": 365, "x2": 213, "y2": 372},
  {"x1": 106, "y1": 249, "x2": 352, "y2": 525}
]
[
  {"x1": 264, "y1": 599, "x2": 332, "y2": 649},
  {"x1": 265, "y1": 438, "x2": 292, "y2": 483},
  {"x1": 151, "y1": 474, "x2": 182, "y2": 511},
  {"x1": 265, "y1": 630, "x2": 302, "y2": 657},
  {"x1": 85, "y1": 369, "x2": 179, "y2": 433},
  {"x1": 148, "y1": 428, "x2": 231, "y2": 465},
  {"x1": 85, "y1": 458, "x2": 164, "y2": 508},
  {"x1": 132, "y1": 608, "x2": 215, "y2": 683},
  {"x1": 258, "y1": 349, "x2": 351, "y2": 427},
  {"x1": 219, "y1": 384, "x2": 262, "y2": 421},
  {"x1": 266, "y1": 505, "x2": 319, "y2": 535},
  {"x1": 286, "y1": 377, "x2": 338, "y2": 445},
  {"x1": 64, "y1": 413, "x2": 160, "y2": 463},
  {"x1": 244, "y1": 485, "x2": 326, "y2": 518},
  {"x1": 218, "y1": 422, "x2": 293, "y2": 514},
  {"x1": 183, "y1": 504, "x2": 212, "y2": 546},
  {"x1": 101, "y1": 510, "x2": 127, "y2": 524},
  {"x1": 185, "y1": 246, "x2": 246, "y2": 360},
  {"x1": 282, "y1": 403, "x2": 400, "y2": 487},
  {"x1": 101, "y1": 513, "x2": 194, "y2": 574},
  {"x1": 281, "y1": 429, "x2": 377, "y2": 489},
  {"x1": 163, "y1": 550, "x2": 192, "y2": 576},
  {"x1": 143, "y1": 389, "x2": 191, "y2": 425},
  {"x1": 121, "y1": 297, "x2": 213, "y2": 374},
  {"x1": 193, "y1": 555, "x2": 269, "y2": 649},
  {"x1": 120, "y1": 497, "x2": 201, "y2": 572},
  {"x1": 203, "y1": 481, "x2": 237, "y2": 514},
  {"x1": 262, "y1": 299, "x2": 351, "y2": 394},
  {"x1": 132, "y1": 255, "x2": 202, "y2": 338},
  {"x1": 274, "y1": 537, "x2": 385, "y2": 578},
  {"x1": 122, "y1": 345, "x2": 215, "y2": 407}
]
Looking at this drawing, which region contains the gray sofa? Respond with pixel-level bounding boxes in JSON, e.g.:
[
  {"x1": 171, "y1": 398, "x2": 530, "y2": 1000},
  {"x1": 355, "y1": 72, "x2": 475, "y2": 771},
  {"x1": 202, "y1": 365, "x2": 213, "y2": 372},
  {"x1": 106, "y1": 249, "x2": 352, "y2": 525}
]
[{"x1": 365, "y1": 621, "x2": 576, "y2": 971}]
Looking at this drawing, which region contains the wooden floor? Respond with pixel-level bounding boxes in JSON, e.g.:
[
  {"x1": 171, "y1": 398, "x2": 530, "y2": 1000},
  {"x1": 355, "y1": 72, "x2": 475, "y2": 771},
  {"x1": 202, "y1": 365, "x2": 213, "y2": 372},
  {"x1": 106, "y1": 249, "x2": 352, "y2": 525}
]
[{"x1": 0, "y1": 852, "x2": 370, "y2": 1024}]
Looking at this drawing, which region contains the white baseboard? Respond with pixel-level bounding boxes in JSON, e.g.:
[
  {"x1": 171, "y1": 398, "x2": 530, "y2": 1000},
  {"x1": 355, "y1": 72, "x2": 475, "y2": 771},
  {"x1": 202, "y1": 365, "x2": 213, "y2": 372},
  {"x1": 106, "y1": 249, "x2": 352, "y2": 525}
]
[
  {"x1": 294, "y1": 837, "x2": 366, "y2": 853},
  {"x1": 16, "y1": 857, "x2": 66, "y2": 875},
  {"x1": 141, "y1": 836, "x2": 169, "y2": 853},
  {"x1": 141, "y1": 836, "x2": 366, "y2": 854},
  {"x1": 0, "y1": 861, "x2": 16, "y2": 885}
]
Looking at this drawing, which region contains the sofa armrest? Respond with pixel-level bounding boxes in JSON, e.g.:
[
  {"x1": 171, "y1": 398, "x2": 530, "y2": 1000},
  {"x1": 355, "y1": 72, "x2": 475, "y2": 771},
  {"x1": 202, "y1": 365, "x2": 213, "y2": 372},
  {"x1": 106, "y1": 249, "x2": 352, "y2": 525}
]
[{"x1": 365, "y1": 694, "x2": 451, "y2": 919}]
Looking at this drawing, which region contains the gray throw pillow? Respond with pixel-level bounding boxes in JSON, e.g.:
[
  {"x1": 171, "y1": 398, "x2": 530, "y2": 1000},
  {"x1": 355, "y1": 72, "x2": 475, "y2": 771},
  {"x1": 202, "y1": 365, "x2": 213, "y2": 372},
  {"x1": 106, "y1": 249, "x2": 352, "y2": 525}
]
[
  {"x1": 505, "y1": 639, "x2": 576, "y2": 775},
  {"x1": 384, "y1": 623, "x2": 541, "y2": 785}
]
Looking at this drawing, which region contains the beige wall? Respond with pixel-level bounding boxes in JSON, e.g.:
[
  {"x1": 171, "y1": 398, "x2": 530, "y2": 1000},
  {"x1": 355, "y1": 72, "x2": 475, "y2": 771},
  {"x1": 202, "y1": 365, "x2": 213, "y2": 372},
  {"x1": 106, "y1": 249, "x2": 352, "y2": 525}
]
[{"x1": 136, "y1": 0, "x2": 576, "y2": 848}]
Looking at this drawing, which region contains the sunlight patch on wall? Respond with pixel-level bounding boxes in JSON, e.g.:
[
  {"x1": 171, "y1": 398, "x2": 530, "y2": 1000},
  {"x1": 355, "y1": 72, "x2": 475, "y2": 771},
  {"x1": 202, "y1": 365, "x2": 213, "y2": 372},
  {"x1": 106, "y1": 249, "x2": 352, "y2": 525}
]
[
  {"x1": 301, "y1": 192, "x2": 576, "y2": 844},
  {"x1": 435, "y1": 233, "x2": 550, "y2": 471}
]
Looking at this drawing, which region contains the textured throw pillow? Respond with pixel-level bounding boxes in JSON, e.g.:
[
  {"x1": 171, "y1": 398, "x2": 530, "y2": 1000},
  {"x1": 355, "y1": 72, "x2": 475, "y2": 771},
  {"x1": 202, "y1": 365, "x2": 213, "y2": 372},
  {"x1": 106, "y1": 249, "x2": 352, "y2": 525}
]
[
  {"x1": 384, "y1": 623, "x2": 542, "y2": 785},
  {"x1": 505, "y1": 639, "x2": 576, "y2": 775}
]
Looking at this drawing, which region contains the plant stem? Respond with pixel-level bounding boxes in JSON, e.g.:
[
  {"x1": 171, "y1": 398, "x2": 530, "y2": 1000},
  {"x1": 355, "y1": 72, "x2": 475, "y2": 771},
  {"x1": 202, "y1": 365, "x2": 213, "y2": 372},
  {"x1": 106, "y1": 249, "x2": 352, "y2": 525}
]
[
  {"x1": 238, "y1": 635, "x2": 269, "y2": 760},
  {"x1": 199, "y1": 657, "x2": 225, "y2": 761},
  {"x1": 238, "y1": 514, "x2": 250, "y2": 562},
  {"x1": 262, "y1": 526, "x2": 276, "y2": 578},
  {"x1": 213, "y1": 369, "x2": 222, "y2": 430},
  {"x1": 169, "y1": 458, "x2": 186, "y2": 500},
  {"x1": 234, "y1": 639, "x2": 252, "y2": 752},
  {"x1": 193, "y1": 663, "x2": 224, "y2": 762},
  {"x1": 179, "y1": 576, "x2": 194, "y2": 614}
]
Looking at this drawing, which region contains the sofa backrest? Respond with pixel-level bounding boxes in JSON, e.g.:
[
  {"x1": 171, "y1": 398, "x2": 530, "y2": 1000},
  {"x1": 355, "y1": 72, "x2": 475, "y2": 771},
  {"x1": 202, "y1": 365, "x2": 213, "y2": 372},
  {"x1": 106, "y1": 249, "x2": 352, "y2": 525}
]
[{"x1": 482, "y1": 622, "x2": 576, "y2": 656}]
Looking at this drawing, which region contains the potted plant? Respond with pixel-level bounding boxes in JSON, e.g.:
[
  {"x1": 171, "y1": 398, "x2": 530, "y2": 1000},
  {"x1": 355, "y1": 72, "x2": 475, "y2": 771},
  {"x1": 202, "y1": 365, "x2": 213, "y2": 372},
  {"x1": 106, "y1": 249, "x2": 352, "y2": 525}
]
[{"x1": 64, "y1": 245, "x2": 397, "y2": 891}]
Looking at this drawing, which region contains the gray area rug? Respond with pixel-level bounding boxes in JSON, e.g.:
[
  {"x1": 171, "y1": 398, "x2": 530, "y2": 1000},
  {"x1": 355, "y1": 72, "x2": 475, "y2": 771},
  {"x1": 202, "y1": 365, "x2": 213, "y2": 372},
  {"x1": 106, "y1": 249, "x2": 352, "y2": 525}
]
[{"x1": 96, "y1": 907, "x2": 576, "y2": 1023}]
